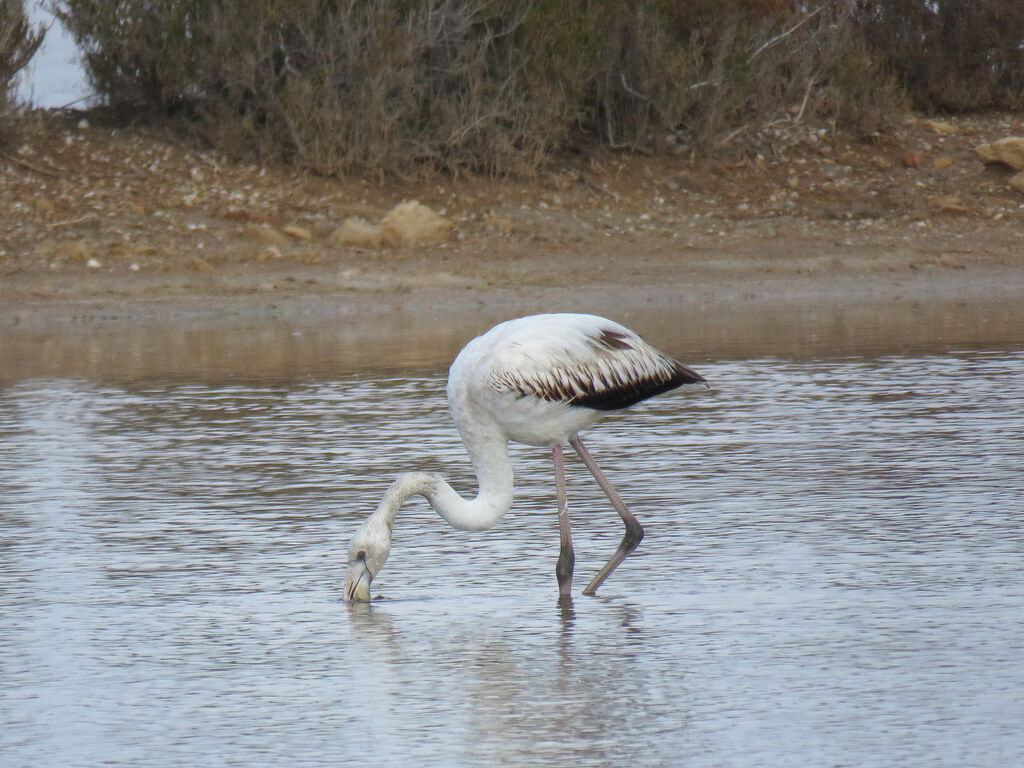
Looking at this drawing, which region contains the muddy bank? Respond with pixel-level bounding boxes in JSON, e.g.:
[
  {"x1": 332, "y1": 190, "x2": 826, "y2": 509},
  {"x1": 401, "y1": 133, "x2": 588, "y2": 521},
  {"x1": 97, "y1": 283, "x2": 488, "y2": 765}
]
[
  {"x1": 2, "y1": 109, "x2": 1024, "y2": 380},
  {"x1": 5, "y1": 264, "x2": 1024, "y2": 384}
]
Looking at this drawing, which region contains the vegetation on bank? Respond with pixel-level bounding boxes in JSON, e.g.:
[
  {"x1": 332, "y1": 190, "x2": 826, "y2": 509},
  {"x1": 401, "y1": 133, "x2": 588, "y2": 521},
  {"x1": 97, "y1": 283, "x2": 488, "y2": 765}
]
[
  {"x1": 3, "y1": 1, "x2": 1024, "y2": 177},
  {"x1": 0, "y1": 0, "x2": 43, "y2": 116}
]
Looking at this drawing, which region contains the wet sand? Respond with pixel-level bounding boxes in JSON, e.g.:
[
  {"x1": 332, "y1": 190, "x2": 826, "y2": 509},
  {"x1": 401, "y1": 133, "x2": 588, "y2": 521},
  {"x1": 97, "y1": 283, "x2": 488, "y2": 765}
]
[{"x1": 5, "y1": 261, "x2": 1024, "y2": 384}]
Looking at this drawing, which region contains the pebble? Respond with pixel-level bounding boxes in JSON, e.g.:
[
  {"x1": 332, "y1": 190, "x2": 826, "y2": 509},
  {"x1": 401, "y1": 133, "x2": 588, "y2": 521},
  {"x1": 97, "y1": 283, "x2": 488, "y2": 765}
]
[{"x1": 283, "y1": 225, "x2": 313, "y2": 241}]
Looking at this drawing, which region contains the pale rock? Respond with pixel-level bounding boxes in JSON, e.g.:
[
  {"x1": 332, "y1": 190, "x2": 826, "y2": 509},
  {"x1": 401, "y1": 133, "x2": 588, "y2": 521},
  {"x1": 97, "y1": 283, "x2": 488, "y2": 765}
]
[
  {"x1": 244, "y1": 224, "x2": 290, "y2": 246},
  {"x1": 257, "y1": 246, "x2": 283, "y2": 261},
  {"x1": 924, "y1": 120, "x2": 958, "y2": 135},
  {"x1": 283, "y1": 225, "x2": 313, "y2": 241},
  {"x1": 86, "y1": 257, "x2": 102, "y2": 269},
  {"x1": 975, "y1": 137, "x2": 1024, "y2": 170},
  {"x1": 328, "y1": 217, "x2": 384, "y2": 249},
  {"x1": 1008, "y1": 172, "x2": 1024, "y2": 196},
  {"x1": 379, "y1": 201, "x2": 452, "y2": 246}
]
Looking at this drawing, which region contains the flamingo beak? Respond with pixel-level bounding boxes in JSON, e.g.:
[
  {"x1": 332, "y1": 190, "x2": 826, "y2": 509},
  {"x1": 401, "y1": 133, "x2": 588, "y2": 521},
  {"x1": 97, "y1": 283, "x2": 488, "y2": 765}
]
[{"x1": 343, "y1": 557, "x2": 372, "y2": 602}]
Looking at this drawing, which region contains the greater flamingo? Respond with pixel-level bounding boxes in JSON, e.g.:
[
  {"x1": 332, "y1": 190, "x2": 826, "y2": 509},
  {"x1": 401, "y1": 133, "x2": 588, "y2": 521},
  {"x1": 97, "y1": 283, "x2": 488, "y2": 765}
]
[{"x1": 343, "y1": 312, "x2": 707, "y2": 601}]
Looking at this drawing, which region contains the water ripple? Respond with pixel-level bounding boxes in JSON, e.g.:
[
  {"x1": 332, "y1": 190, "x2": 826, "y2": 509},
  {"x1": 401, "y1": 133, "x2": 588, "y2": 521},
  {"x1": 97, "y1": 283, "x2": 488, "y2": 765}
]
[{"x1": 1, "y1": 351, "x2": 1023, "y2": 767}]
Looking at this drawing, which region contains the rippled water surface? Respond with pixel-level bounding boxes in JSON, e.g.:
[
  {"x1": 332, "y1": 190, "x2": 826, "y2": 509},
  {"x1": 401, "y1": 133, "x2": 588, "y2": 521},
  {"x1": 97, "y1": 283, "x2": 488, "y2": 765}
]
[{"x1": 2, "y1": 319, "x2": 1023, "y2": 767}]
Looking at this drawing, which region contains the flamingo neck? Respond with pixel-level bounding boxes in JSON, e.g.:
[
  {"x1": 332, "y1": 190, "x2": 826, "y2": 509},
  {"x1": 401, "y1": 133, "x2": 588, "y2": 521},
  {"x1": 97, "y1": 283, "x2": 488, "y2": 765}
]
[{"x1": 373, "y1": 427, "x2": 514, "y2": 533}]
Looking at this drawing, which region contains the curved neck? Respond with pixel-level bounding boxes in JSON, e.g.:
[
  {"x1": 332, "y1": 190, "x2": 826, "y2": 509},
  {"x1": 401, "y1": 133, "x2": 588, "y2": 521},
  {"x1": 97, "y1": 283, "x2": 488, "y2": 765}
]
[{"x1": 373, "y1": 427, "x2": 514, "y2": 533}]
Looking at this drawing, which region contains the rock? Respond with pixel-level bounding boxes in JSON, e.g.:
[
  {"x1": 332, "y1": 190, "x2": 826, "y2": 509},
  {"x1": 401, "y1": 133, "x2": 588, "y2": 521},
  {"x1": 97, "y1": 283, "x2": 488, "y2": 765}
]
[
  {"x1": 1009, "y1": 172, "x2": 1024, "y2": 196},
  {"x1": 929, "y1": 194, "x2": 970, "y2": 214},
  {"x1": 871, "y1": 156, "x2": 894, "y2": 170},
  {"x1": 328, "y1": 217, "x2": 384, "y2": 249},
  {"x1": 379, "y1": 201, "x2": 452, "y2": 246},
  {"x1": 244, "y1": 224, "x2": 290, "y2": 246},
  {"x1": 924, "y1": 120, "x2": 957, "y2": 135},
  {"x1": 310, "y1": 220, "x2": 339, "y2": 239},
  {"x1": 902, "y1": 151, "x2": 924, "y2": 168},
  {"x1": 975, "y1": 137, "x2": 1024, "y2": 170},
  {"x1": 933, "y1": 156, "x2": 953, "y2": 169},
  {"x1": 283, "y1": 225, "x2": 313, "y2": 241},
  {"x1": 86, "y1": 257, "x2": 103, "y2": 269},
  {"x1": 257, "y1": 246, "x2": 283, "y2": 261}
]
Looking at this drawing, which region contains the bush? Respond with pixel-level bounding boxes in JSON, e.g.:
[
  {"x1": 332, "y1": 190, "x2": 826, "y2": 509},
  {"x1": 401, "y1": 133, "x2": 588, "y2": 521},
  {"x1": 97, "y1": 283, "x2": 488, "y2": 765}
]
[
  {"x1": 54, "y1": 1, "x2": 1024, "y2": 176},
  {"x1": 61, "y1": 0, "x2": 874, "y2": 174},
  {"x1": 1, "y1": 0, "x2": 44, "y2": 116},
  {"x1": 855, "y1": 0, "x2": 1024, "y2": 112}
]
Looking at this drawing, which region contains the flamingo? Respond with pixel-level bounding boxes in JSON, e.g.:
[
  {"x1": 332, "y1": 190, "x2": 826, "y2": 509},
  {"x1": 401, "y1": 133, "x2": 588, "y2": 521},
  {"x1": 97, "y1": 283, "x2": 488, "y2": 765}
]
[{"x1": 343, "y1": 312, "x2": 707, "y2": 601}]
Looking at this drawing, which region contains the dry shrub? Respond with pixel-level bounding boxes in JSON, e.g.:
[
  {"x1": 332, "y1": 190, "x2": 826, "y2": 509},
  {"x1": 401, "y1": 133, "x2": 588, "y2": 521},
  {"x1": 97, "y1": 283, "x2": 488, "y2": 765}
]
[
  {"x1": 822, "y1": 44, "x2": 908, "y2": 134},
  {"x1": 60, "y1": 0, "x2": 582, "y2": 176},
  {"x1": 55, "y1": 0, "x2": 1022, "y2": 176},
  {"x1": 854, "y1": 0, "x2": 1024, "y2": 112},
  {"x1": 1, "y1": 0, "x2": 44, "y2": 118},
  {"x1": 55, "y1": 0, "x2": 889, "y2": 173}
]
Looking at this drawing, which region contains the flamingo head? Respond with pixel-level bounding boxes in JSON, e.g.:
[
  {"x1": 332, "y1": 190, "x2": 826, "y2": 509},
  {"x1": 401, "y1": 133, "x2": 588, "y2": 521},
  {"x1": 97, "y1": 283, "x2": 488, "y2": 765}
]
[{"x1": 343, "y1": 515, "x2": 392, "y2": 602}]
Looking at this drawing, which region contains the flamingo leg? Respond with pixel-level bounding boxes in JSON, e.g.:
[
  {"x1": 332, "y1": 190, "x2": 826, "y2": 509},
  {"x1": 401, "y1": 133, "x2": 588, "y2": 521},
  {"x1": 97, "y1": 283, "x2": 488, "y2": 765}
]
[
  {"x1": 569, "y1": 436, "x2": 644, "y2": 595},
  {"x1": 553, "y1": 443, "x2": 575, "y2": 598}
]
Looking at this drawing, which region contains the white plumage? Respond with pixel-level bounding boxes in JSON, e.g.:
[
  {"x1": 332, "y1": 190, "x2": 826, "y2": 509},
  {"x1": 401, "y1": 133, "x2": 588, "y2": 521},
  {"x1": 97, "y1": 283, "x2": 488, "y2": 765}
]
[{"x1": 343, "y1": 313, "x2": 707, "y2": 602}]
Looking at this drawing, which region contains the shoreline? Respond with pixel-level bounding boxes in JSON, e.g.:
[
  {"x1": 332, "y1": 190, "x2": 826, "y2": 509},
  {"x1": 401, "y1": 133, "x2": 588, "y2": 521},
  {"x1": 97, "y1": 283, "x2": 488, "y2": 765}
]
[
  {"x1": 5, "y1": 265, "x2": 1023, "y2": 385},
  {"x1": 3, "y1": 109, "x2": 1024, "y2": 378},
  {"x1": 5, "y1": 250, "x2": 1024, "y2": 327}
]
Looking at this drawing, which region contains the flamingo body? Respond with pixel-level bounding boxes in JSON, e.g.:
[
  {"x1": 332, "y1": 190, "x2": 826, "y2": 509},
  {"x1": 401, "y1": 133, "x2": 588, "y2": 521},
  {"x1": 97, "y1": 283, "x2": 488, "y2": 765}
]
[
  {"x1": 448, "y1": 313, "x2": 701, "y2": 446},
  {"x1": 343, "y1": 313, "x2": 706, "y2": 601}
]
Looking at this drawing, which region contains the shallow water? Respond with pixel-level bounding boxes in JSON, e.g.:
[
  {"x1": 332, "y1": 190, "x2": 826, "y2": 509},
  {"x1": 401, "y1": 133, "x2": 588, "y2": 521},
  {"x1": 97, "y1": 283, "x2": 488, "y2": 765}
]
[{"x1": 2, "y1": 315, "x2": 1023, "y2": 767}]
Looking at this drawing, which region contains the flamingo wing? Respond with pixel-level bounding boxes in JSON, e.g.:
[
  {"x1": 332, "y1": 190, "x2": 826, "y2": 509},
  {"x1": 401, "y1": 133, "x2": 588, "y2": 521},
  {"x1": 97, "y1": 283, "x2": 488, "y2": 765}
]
[{"x1": 484, "y1": 314, "x2": 705, "y2": 411}]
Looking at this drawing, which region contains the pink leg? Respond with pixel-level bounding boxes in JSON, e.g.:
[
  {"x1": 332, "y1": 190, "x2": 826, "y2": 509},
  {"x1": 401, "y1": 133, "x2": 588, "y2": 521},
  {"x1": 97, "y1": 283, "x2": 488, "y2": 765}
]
[
  {"x1": 569, "y1": 436, "x2": 644, "y2": 595},
  {"x1": 553, "y1": 443, "x2": 574, "y2": 598}
]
